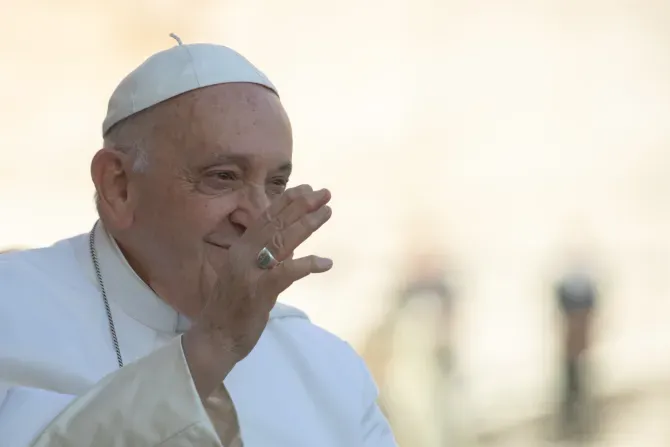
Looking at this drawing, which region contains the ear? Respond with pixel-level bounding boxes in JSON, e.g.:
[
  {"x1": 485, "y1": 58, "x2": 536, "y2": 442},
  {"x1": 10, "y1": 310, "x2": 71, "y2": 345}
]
[{"x1": 91, "y1": 148, "x2": 136, "y2": 229}]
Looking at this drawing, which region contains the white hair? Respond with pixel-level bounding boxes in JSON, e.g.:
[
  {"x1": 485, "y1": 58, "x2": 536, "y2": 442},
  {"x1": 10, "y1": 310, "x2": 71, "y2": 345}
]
[
  {"x1": 101, "y1": 94, "x2": 173, "y2": 174},
  {"x1": 102, "y1": 135, "x2": 150, "y2": 173},
  {"x1": 94, "y1": 138, "x2": 148, "y2": 210},
  {"x1": 95, "y1": 116, "x2": 154, "y2": 209}
]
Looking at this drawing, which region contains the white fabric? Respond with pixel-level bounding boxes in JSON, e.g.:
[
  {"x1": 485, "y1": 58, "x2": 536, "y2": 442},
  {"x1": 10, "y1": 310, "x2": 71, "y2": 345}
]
[
  {"x1": 0, "y1": 224, "x2": 396, "y2": 446},
  {"x1": 29, "y1": 337, "x2": 219, "y2": 447},
  {"x1": 102, "y1": 36, "x2": 277, "y2": 135}
]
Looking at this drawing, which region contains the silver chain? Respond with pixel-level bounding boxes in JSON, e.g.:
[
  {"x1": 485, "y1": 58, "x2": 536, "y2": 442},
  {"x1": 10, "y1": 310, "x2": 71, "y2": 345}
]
[{"x1": 89, "y1": 221, "x2": 124, "y2": 368}]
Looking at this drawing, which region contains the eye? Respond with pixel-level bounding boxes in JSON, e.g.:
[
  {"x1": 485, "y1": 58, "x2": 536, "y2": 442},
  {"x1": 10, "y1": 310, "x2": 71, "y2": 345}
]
[
  {"x1": 267, "y1": 177, "x2": 288, "y2": 195},
  {"x1": 214, "y1": 171, "x2": 238, "y2": 181},
  {"x1": 199, "y1": 170, "x2": 242, "y2": 193}
]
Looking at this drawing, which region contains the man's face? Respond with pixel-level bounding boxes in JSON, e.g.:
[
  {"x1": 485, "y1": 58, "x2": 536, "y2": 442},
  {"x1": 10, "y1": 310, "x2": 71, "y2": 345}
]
[{"x1": 121, "y1": 83, "x2": 293, "y2": 315}]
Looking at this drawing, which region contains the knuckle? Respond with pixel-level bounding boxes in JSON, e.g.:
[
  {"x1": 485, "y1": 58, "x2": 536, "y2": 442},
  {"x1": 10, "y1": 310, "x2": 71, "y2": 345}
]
[
  {"x1": 261, "y1": 208, "x2": 273, "y2": 225},
  {"x1": 299, "y1": 213, "x2": 319, "y2": 232},
  {"x1": 286, "y1": 184, "x2": 312, "y2": 200},
  {"x1": 296, "y1": 184, "x2": 313, "y2": 194},
  {"x1": 280, "y1": 260, "x2": 300, "y2": 279},
  {"x1": 270, "y1": 232, "x2": 285, "y2": 251},
  {"x1": 295, "y1": 194, "x2": 312, "y2": 209},
  {"x1": 270, "y1": 216, "x2": 285, "y2": 230},
  {"x1": 285, "y1": 188, "x2": 301, "y2": 201}
]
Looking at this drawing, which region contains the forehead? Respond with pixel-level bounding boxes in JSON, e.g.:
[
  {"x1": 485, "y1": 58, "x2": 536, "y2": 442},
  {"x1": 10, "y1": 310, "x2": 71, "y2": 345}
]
[{"x1": 152, "y1": 83, "x2": 292, "y2": 167}]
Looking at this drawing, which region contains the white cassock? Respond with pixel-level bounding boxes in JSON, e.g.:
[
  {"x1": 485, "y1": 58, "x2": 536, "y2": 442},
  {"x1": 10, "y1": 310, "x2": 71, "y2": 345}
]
[{"x1": 0, "y1": 223, "x2": 396, "y2": 446}]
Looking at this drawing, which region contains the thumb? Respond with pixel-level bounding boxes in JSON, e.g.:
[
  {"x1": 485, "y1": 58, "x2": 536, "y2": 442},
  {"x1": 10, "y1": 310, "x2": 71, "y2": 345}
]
[{"x1": 267, "y1": 255, "x2": 333, "y2": 292}]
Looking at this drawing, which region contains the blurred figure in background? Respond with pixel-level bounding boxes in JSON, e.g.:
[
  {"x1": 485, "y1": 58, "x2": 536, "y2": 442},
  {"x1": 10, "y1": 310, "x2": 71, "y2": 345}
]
[
  {"x1": 554, "y1": 261, "x2": 598, "y2": 441},
  {"x1": 363, "y1": 254, "x2": 466, "y2": 447}
]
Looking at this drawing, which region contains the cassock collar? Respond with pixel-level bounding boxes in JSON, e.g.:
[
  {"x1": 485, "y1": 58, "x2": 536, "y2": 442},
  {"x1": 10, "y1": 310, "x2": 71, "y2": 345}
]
[
  {"x1": 74, "y1": 221, "x2": 308, "y2": 335},
  {"x1": 89, "y1": 221, "x2": 191, "y2": 334}
]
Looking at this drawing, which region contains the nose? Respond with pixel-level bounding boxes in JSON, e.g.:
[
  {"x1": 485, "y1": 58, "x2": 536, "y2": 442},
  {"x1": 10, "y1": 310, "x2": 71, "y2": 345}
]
[{"x1": 228, "y1": 184, "x2": 271, "y2": 233}]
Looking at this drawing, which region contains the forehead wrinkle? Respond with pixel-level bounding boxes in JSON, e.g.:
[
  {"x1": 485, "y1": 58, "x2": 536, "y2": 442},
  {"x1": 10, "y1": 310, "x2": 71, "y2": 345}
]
[
  {"x1": 142, "y1": 91, "x2": 217, "y2": 164},
  {"x1": 183, "y1": 88, "x2": 259, "y2": 137},
  {"x1": 137, "y1": 84, "x2": 289, "y2": 165}
]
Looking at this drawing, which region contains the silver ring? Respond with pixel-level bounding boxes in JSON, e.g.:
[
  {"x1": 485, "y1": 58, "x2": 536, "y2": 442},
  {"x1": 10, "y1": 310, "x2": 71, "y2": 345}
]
[{"x1": 257, "y1": 247, "x2": 280, "y2": 270}]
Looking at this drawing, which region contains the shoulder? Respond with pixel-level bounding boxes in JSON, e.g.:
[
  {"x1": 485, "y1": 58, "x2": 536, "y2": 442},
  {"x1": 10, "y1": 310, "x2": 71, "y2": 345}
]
[
  {"x1": 0, "y1": 247, "x2": 60, "y2": 305},
  {"x1": 269, "y1": 303, "x2": 363, "y2": 364},
  {"x1": 268, "y1": 303, "x2": 376, "y2": 398},
  {"x1": 0, "y1": 235, "x2": 93, "y2": 357},
  {"x1": 0, "y1": 235, "x2": 86, "y2": 306},
  {"x1": 0, "y1": 234, "x2": 85, "y2": 276}
]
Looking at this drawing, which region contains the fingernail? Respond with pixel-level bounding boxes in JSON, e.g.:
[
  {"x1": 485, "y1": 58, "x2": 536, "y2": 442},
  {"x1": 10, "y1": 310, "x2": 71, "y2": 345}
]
[{"x1": 316, "y1": 257, "x2": 333, "y2": 269}]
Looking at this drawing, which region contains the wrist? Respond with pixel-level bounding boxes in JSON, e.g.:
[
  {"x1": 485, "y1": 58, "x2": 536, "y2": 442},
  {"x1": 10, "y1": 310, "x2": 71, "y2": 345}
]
[{"x1": 182, "y1": 327, "x2": 240, "y2": 399}]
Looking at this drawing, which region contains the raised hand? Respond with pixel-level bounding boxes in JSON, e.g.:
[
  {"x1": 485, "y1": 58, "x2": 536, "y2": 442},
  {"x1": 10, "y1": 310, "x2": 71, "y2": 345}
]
[{"x1": 183, "y1": 185, "x2": 333, "y2": 398}]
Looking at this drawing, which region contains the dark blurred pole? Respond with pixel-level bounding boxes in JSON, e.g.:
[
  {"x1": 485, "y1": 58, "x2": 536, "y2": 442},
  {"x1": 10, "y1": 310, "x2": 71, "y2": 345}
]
[{"x1": 555, "y1": 268, "x2": 597, "y2": 441}]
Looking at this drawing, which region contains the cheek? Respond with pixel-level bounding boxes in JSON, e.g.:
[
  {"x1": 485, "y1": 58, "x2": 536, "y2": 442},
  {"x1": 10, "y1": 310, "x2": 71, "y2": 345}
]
[
  {"x1": 135, "y1": 180, "x2": 241, "y2": 250},
  {"x1": 194, "y1": 194, "x2": 240, "y2": 223},
  {"x1": 139, "y1": 180, "x2": 235, "y2": 220},
  {"x1": 176, "y1": 194, "x2": 242, "y2": 243}
]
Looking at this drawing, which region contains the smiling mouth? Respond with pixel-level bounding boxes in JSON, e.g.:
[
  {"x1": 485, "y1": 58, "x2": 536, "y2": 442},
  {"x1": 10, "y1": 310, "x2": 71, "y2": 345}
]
[{"x1": 206, "y1": 241, "x2": 231, "y2": 250}]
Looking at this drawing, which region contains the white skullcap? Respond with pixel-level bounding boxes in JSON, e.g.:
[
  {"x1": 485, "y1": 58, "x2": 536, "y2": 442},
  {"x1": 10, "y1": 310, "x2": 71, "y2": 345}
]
[{"x1": 102, "y1": 34, "x2": 277, "y2": 136}]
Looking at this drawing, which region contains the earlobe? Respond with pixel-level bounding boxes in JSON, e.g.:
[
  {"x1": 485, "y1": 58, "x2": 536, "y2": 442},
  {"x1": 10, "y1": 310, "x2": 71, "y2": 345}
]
[{"x1": 91, "y1": 149, "x2": 134, "y2": 229}]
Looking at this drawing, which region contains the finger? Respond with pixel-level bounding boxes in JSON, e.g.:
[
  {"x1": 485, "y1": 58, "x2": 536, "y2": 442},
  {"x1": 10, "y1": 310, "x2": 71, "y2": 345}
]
[
  {"x1": 267, "y1": 205, "x2": 332, "y2": 260},
  {"x1": 260, "y1": 184, "x2": 314, "y2": 227},
  {"x1": 242, "y1": 184, "x2": 319, "y2": 244},
  {"x1": 266, "y1": 255, "x2": 333, "y2": 293},
  {"x1": 272, "y1": 188, "x2": 331, "y2": 229},
  {"x1": 258, "y1": 188, "x2": 330, "y2": 238}
]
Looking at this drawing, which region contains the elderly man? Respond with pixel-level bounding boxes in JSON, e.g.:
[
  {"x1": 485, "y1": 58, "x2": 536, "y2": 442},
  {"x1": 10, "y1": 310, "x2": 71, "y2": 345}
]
[{"x1": 0, "y1": 36, "x2": 396, "y2": 447}]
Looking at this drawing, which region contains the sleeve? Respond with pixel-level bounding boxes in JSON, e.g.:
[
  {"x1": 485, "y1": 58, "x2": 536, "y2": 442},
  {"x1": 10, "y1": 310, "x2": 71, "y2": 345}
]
[
  {"x1": 356, "y1": 350, "x2": 398, "y2": 446},
  {"x1": 0, "y1": 337, "x2": 222, "y2": 447}
]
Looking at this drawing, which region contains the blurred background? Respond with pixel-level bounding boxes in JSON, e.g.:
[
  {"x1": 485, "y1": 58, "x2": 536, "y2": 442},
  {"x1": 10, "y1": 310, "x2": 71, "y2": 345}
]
[{"x1": 2, "y1": 0, "x2": 670, "y2": 445}]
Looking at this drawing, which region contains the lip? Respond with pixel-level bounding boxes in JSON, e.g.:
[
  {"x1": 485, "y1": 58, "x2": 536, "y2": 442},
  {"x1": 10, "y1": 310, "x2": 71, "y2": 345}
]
[{"x1": 205, "y1": 241, "x2": 231, "y2": 250}]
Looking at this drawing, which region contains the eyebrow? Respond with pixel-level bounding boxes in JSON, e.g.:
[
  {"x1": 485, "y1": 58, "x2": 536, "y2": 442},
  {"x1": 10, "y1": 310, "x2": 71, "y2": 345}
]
[{"x1": 200, "y1": 153, "x2": 292, "y2": 174}]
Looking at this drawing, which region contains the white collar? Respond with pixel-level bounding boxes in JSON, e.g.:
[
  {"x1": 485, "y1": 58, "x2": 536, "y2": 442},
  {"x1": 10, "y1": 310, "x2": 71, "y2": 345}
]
[
  {"x1": 72, "y1": 221, "x2": 308, "y2": 334},
  {"x1": 89, "y1": 222, "x2": 191, "y2": 334}
]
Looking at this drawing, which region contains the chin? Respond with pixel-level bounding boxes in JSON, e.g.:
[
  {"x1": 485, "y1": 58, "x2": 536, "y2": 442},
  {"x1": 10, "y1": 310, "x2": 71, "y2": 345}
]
[{"x1": 203, "y1": 244, "x2": 229, "y2": 269}]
